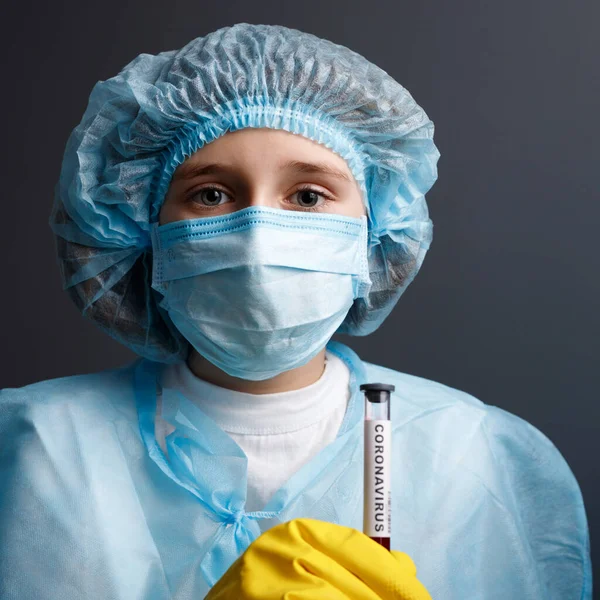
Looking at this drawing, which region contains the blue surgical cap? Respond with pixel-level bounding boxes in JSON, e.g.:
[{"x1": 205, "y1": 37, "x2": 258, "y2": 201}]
[{"x1": 51, "y1": 23, "x2": 441, "y2": 362}]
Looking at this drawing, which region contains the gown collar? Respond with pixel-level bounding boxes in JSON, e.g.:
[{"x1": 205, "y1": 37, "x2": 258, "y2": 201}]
[{"x1": 134, "y1": 340, "x2": 368, "y2": 585}]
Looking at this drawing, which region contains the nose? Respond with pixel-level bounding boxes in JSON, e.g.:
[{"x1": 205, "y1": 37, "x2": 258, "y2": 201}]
[{"x1": 240, "y1": 187, "x2": 280, "y2": 210}]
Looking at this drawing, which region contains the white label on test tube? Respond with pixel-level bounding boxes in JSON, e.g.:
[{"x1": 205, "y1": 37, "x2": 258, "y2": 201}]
[{"x1": 364, "y1": 419, "x2": 392, "y2": 537}]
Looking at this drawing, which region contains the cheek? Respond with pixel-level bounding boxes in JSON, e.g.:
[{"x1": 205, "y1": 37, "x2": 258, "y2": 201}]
[
  {"x1": 158, "y1": 192, "x2": 183, "y2": 225},
  {"x1": 331, "y1": 187, "x2": 365, "y2": 218},
  {"x1": 358, "y1": 198, "x2": 368, "y2": 217},
  {"x1": 349, "y1": 189, "x2": 367, "y2": 218}
]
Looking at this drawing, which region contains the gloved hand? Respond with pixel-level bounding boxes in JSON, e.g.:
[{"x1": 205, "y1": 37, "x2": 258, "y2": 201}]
[{"x1": 206, "y1": 518, "x2": 432, "y2": 599}]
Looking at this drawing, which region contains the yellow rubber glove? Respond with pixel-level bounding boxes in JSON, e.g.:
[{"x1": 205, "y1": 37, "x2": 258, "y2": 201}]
[{"x1": 206, "y1": 518, "x2": 432, "y2": 599}]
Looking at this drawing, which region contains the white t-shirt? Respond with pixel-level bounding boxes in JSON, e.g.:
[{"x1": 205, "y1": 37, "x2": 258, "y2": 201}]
[{"x1": 155, "y1": 350, "x2": 351, "y2": 512}]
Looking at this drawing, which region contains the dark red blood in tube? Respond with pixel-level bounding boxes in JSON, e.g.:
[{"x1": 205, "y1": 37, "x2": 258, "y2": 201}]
[{"x1": 370, "y1": 536, "x2": 390, "y2": 551}]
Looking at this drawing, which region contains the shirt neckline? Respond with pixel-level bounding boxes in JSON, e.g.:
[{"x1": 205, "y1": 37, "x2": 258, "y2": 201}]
[{"x1": 160, "y1": 350, "x2": 351, "y2": 435}]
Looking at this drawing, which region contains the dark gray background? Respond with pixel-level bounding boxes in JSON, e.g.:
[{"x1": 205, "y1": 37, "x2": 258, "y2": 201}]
[{"x1": 1, "y1": 0, "x2": 597, "y2": 591}]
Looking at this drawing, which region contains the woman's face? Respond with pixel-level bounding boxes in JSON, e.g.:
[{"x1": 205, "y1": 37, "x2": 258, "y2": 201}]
[{"x1": 159, "y1": 128, "x2": 366, "y2": 224}]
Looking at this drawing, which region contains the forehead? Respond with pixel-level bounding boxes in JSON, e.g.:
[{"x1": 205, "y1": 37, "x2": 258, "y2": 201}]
[{"x1": 176, "y1": 128, "x2": 355, "y2": 174}]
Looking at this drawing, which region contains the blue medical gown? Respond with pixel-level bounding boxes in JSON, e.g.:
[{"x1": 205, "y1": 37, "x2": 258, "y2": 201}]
[{"x1": 0, "y1": 341, "x2": 592, "y2": 599}]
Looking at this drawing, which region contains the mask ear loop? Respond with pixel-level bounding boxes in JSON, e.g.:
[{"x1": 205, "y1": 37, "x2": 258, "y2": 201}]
[
  {"x1": 356, "y1": 215, "x2": 373, "y2": 299},
  {"x1": 149, "y1": 222, "x2": 169, "y2": 296}
]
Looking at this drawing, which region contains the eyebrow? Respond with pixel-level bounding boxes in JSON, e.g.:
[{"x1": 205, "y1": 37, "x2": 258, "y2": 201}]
[
  {"x1": 281, "y1": 160, "x2": 353, "y2": 183},
  {"x1": 172, "y1": 159, "x2": 353, "y2": 183}
]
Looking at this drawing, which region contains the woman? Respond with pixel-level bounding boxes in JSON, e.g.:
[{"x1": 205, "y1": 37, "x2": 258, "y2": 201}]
[{"x1": 0, "y1": 23, "x2": 591, "y2": 599}]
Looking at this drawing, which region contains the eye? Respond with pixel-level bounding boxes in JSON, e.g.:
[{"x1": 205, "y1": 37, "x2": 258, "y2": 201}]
[
  {"x1": 188, "y1": 187, "x2": 232, "y2": 207},
  {"x1": 290, "y1": 187, "x2": 333, "y2": 211}
]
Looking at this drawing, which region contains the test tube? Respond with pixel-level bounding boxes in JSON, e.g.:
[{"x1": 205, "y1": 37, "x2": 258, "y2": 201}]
[{"x1": 361, "y1": 382, "x2": 394, "y2": 550}]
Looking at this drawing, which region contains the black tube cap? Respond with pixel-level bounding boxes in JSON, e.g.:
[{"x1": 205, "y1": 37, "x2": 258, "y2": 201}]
[
  {"x1": 360, "y1": 383, "x2": 395, "y2": 404},
  {"x1": 359, "y1": 383, "x2": 395, "y2": 392}
]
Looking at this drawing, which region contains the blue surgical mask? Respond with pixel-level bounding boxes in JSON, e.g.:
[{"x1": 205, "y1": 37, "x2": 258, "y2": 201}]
[{"x1": 150, "y1": 206, "x2": 371, "y2": 380}]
